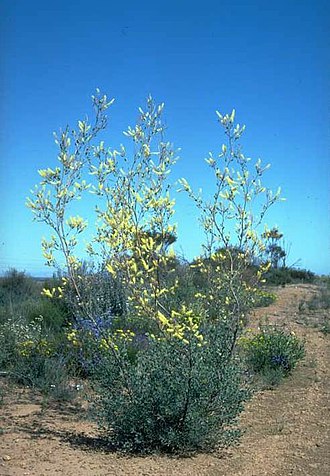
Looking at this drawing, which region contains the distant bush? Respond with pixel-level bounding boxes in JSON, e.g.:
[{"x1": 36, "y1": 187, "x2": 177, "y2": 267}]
[
  {"x1": 265, "y1": 267, "x2": 315, "y2": 286},
  {"x1": 0, "y1": 269, "x2": 38, "y2": 306},
  {"x1": 289, "y1": 268, "x2": 315, "y2": 282},
  {"x1": 0, "y1": 267, "x2": 71, "y2": 334},
  {"x1": 240, "y1": 326, "x2": 305, "y2": 387},
  {"x1": 25, "y1": 297, "x2": 70, "y2": 334}
]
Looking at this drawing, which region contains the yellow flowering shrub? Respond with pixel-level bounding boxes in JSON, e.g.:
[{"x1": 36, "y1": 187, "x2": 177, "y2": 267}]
[{"x1": 27, "y1": 91, "x2": 283, "y2": 453}]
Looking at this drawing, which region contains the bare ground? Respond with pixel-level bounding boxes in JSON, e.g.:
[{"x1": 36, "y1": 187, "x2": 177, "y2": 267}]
[{"x1": 0, "y1": 284, "x2": 329, "y2": 475}]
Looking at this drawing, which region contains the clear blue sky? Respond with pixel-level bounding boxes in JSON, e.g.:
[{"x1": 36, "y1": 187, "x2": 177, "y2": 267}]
[{"x1": 0, "y1": 0, "x2": 329, "y2": 276}]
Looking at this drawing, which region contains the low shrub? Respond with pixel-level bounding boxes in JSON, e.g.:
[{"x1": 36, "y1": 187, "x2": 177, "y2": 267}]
[
  {"x1": 252, "y1": 289, "x2": 277, "y2": 308},
  {"x1": 297, "y1": 278, "x2": 330, "y2": 333},
  {"x1": 91, "y1": 322, "x2": 250, "y2": 454},
  {"x1": 0, "y1": 316, "x2": 41, "y2": 369},
  {"x1": 240, "y1": 326, "x2": 305, "y2": 386},
  {"x1": 0, "y1": 313, "x2": 75, "y2": 401},
  {"x1": 12, "y1": 353, "x2": 75, "y2": 401},
  {"x1": 306, "y1": 278, "x2": 330, "y2": 311}
]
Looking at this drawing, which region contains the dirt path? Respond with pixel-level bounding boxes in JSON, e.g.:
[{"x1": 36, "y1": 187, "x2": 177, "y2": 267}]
[{"x1": 0, "y1": 284, "x2": 329, "y2": 475}]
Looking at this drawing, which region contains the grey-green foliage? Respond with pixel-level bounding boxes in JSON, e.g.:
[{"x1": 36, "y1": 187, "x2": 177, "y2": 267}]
[
  {"x1": 91, "y1": 323, "x2": 250, "y2": 454},
  {"x1": 307, "y1": 277, "x2": 330, "y2": 311},
  {"x1": 62, "y1": 265, "x2": 127, "y2": 320}
]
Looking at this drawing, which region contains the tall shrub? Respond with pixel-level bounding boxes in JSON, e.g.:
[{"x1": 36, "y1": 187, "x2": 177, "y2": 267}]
[{"x1": 27, "y1": 92, "x2": 282, "y2": 453}]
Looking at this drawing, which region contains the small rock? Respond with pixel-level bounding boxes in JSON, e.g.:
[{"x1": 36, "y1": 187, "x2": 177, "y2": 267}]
[{"x1": 2, "y1": 455, "x2": 11, "y2": 461}]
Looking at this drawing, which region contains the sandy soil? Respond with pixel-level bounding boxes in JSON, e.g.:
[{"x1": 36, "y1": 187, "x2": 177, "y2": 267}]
[{"x1": 0, "y1": 284, "x2": 329, "y2": 475}]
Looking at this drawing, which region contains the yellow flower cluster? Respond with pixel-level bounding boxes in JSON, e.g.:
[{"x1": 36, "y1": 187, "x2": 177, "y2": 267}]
[
  {"x1": 66, "y1": 329, "x2": 79, "y2": 346},
  {"x1": 154, "y1": 306, "x2": 204, "y2": 346},
  {"x1": 41, "y1": 286, "x2": 64, "y2": 299},
  {"x1": 18, "y1": 339, "x2": 52, "y2": 357}
]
